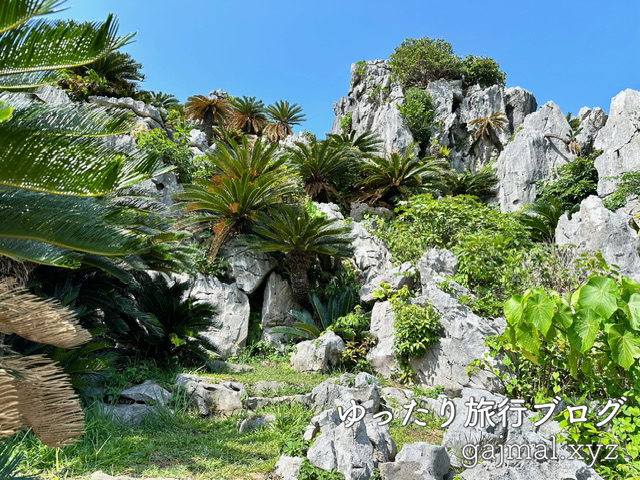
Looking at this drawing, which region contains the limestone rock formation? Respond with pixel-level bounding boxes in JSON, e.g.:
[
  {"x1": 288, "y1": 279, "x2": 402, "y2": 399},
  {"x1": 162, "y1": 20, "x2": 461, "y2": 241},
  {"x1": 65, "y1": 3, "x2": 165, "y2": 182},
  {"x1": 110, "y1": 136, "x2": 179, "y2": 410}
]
[
  {"x1": 495, "y1": 101, "x2": 575, "y2": 212},
  {"x1": 555, "y1": 195, "x2": 640, "y2": 281},
  {"x1": 594, "y1": 89, "x2": 640, "y2": 196},
  {"x1": 175, "y1": 374, "x2": 246, "y2": 416},
  {"x1": 290, "y1": 331, "x2": 345, "y2": 373},
  {"x1": 331, "y1": 60, "x2": 414, "y2": 154}
]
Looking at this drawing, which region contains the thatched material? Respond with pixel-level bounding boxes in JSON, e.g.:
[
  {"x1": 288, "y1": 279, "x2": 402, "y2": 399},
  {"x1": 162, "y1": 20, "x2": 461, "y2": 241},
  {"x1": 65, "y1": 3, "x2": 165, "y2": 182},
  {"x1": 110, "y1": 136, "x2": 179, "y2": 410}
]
[
  {"x1": 0, "y1": 369, "x2": 22, "y2": 437},
  {"x1": 0, "y1": 278, "x2": 91, "y2": 347}
]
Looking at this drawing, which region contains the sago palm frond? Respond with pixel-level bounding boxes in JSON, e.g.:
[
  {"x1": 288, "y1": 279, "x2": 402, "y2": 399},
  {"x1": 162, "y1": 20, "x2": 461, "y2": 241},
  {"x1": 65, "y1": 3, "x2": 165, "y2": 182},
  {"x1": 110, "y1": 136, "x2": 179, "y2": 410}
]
[
  {"x1": 264, "y1": 100, "x2": 305, "y2": 141},
  {"x1": 0, "y1": 14, "x2": 134, "y2": 89},
  {"x1": 327, "y1": 130, "x2": 383, "y2": 158},
  {"x1": 230, "y1": 96, "x2": 267, "y2": 135},
  {"x1": 205, "y1": 136, "x2": 285, "y2": 179},
  {"x1": 0, "y1": 0, "x2": 63, "y2": 35}
]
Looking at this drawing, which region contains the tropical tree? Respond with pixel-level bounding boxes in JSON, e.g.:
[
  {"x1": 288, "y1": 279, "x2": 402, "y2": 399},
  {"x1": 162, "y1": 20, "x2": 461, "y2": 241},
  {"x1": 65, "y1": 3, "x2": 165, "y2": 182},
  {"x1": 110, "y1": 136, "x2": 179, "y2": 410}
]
[
  {"x1": 230, "y1": 96, "x2": 267, "y2": 135},
  {"x1": 521, "y1": 197, "x2": 565, "y2": 242},
  {"x1": 358, "y1": 143, "x2": 447, "y2": 205},
  {"x1": 177, "y1": 138, "x2": 298, "y2": 261},
  {"x1": 237, "y1": 204, "x2": 353, "y2": 305},
  {"x1": 0, "y1": 0, "x2": 171, "y2": 447},
  {"x1": 264, "y1": 100, "x2": 306, "y2": 141},
  {"x1": 61, "y1": 51, "x2": 144, "y2": 98},
  {"x1": 142, "y1": 90, "x2": 180, "y2": 110},
  {"x1": 469, "y1": 111, "x2": 508, "y2": 153},
  {"x1": 185, "y1": 93, "x2": 233, "y2": 145},
  {"x1": 326, "y1": 131, "x2": 383, "y2": 159},
  {"x1": 438, "y1": 167, "x2": 499, "y2": 198},
  {"x1": 285, "y1": 140, "x2": 351, "y2": 203}
]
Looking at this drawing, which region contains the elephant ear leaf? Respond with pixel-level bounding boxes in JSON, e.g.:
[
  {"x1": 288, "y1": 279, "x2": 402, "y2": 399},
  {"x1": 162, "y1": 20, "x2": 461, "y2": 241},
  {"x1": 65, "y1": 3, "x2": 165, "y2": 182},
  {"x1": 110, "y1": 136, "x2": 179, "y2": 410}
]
[
  {"x1": 568, "y1": 308, "x2": 601, "y2": 353},
  {"x1": 523, "y1": 291, "x2": 554, "y2": 336},
  {"x1": 606, "y1": 324, "x2": 640, "y2": 369},
  {"x1": 577, "y1": 276, "x2": 620, "y2": 319}
]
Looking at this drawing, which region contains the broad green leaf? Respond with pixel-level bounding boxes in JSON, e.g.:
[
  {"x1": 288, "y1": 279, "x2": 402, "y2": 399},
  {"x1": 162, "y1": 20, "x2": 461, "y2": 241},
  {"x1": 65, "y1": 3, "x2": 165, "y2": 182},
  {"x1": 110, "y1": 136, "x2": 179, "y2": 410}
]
[
  {"x1": 515, "y1": 323, "x2": 540, "y2": 363},
  {"x1": 577, "y1": 276, "x2": 620, "y2": 319},
  {"x1": 607, "y1": 324, "x2": 640, "y2": 369},
  {"x1": 621, "y1": 276, "x2": 640, "y2": 299},
  {"x1": 523, "y1": 291, "x2": 554, "y2": 336},
  {"x1": 0, "y1": 101, "x2": 12, "y2": 122},
  {"x1": 554, "y1": 298, "x2": 574, "y2": 329},
  {"x1": 504, "y1": 294, "x2": 524, "y2": 325},
  {"x1": 568, "y1": 308, "x2": 602, "y2": 353},
  {"x1": 568, "y1": 348, "x2": 579, "y2": 379},
  {"x1": 626, "y1": 293, "x2": 640, "y2": 331}
]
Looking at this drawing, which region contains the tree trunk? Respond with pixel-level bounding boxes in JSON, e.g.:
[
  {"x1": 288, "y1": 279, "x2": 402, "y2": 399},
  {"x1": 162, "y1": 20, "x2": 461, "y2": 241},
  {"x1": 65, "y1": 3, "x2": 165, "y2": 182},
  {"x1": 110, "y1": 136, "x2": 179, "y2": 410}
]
[{"x1": 286, "y1": 251, "x2": 311, "y2": 308}]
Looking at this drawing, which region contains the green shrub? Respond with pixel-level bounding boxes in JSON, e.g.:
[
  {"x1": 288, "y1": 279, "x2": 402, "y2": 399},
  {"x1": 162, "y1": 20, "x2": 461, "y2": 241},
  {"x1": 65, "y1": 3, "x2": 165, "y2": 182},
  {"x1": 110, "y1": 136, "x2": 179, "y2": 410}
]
[
  {"x1": 389, "y1": 37, "x2": 463, "y2": 88},
  {"x1": 603, "y1": 171, "x2": 640, "y2": 210},
  {"x1": 375, "y1": 194, "x2": 529, "y2": 264},
  {"x1": 136, "y1": 127, "x2": 194, "y2": 182},
  {"x1": 536, "y1": 151, "x2": 600, "y2": 212},
  {"x1": 339, "y1": 112, "x2": 353, "y2": 134},
  {"x1": 461, "y1": 55, "x2": 506, "y2": 88},
  {"x1": 390, "y1": 287, "x2": 442, "y2": 382},
  {"x1": 397, "y1": 87, "x2": 436, "y2": 149}
]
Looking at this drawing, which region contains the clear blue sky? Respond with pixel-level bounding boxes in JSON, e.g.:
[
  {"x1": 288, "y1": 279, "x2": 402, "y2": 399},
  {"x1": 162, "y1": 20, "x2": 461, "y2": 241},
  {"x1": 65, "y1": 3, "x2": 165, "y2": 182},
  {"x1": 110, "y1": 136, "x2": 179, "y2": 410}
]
[{"x1": 53, "y1": 1, "x2": 640, "y2": 136}]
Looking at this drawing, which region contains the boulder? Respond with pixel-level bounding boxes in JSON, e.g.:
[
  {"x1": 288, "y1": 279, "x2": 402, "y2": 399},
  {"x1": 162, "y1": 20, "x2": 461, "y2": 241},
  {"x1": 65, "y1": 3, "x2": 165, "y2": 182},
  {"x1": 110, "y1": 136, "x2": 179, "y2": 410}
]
[
  {"x1": 186, "y1": 275, "x2": 249, "y2": 357},
  {"x1": 98, "y1": 403, "x2": 168, "y2": 426},
  {"x1": 504, "y1": 87, "x2": 538, "y2": 133},
  {"x1": 222, "y1": 239, "x2": 276, "y2": 295},
  {"x1": 188, "y1": 128, "x2": 207, "y2": 151},
  {"x1": 360, "y1": 261, "x2": 416, "y2": 304},
  {"x1": 594, "y1": 89, "x2": 640, "y2": 196},
  {"x1": 576, "y1": 107, "x2": 607, "y2": 154},
  {"x1": 309, "y1": 373, "x2": 381, "y2": 414},
  {"x1": 274, "y1": 455, "x2": 305, "y2": 480},
  {"x1": 307, "y1": 412, "x2": 396, "y2": 480},
  {"x1": 350, "y1": 222, "x2": 394, "y2": 286},
  {"x1": 555, "y1": 195, "x2": 640, "y2": 281},
  {"x1": 366, "y1": 301, "x2": 397, "y2": 379},
  {"x1": 34, "y1": 85, "x2": 72, "y2": 105},
  {"x1": 331, "y1": 60, "x2": 414, "y2": 154},
  {"x1": 495, "y1": 101, "x2": 575, "y2": 212},
  {"x1": 261, "y1": 272, "x2": 300, "y2": 345},
  {"x1": 314, "y1": 202, "x2": 344, "y2": 220},
  {"x1": 418, "y1": 249, "x2": 458, "y2": 288},
  {"x1": 245, "y1": 394, "x2": 309, "y2": 411},
  {"x1": 175, "y1": 374, "x2": 246, "y2": 416},
  {"x1": 137, "y1": 171, "x2": 182, "y2": 207},
  {"x1": 409, "y1": 287, "x2": 506, "y2": 395},
  {"x1": 120, "y1": 380, "x2": 172, "y2": 407},
  {"x1": 290, "y1": 331, "x2": 345, "y2": 373},
  {"x1": 237, "y1": 414, "x2": 276, "y2": 433},
  {"x1": 379, "y1": 443, "x2": 450, "y2": 480}
]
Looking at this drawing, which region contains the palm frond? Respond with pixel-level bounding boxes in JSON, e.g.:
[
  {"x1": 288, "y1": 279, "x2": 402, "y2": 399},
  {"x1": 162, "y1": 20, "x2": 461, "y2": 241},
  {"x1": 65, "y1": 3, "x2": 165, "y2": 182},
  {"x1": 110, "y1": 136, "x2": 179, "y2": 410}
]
[
  {"x1": 0, "y1": 0, "x2": 63, "y2": 35},
  {"x1": 0, "y1": 15, "x2": 134, "y2": 87},
  {"x1": 0, "y1": 278, "x2": 91, "y2": 347}
]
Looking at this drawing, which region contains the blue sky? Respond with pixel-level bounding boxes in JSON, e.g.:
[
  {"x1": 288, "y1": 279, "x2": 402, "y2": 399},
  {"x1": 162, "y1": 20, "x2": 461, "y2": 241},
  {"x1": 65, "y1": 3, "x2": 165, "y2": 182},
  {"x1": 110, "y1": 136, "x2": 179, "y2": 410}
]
[{"x1": 54, "y1": 1, "x2": 640, "y2": 136}]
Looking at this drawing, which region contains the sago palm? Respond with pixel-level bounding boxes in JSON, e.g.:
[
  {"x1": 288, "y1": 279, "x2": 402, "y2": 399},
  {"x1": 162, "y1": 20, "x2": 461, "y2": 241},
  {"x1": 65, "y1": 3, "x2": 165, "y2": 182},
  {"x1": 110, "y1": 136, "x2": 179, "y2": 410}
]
[
  {"x1": 326, "y1": 130, "x2": 383, "y2": 159},
  {"x1": 237, "y1": 204, "x2": 353, "y2": 306},
  {"x1": 358, "y1": 143, "x2": 447, "y2": 205},
  {"x1": 438, "y1": 167, "x2": 499, "y2": 198},
  {"x1": 285, "y1": 139, "x2": 350, "y2": 203},
  {"x1": 0, "y1": 0, "x2": 160, "y2": 448},
  {"x1": 185, "y1": 94, "x2": 233, "y2": 145},
  {"x1": 66, "y1": 51, "x2": 144, "y2": 97},
  {"x1": 205, "y1": 136, "x2": 286, "y2": 180},
  {"x1": 263, "y1": 100, "x2": 306, "y2": 141},
  {"x1": 469, "y1": 111, "x2": 508, "y2": 153},
  {"x1": 230, "y1": 96, "x2": 267, "y2": 135},
  {"x1": 143, "y1": 90, "x2": 180, "y2": 110}
]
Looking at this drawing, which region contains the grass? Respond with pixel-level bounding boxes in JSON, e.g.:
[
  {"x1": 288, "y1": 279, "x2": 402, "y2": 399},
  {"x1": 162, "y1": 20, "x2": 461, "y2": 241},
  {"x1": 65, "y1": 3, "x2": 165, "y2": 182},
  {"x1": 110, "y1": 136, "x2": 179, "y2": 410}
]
[{"x1": 10, "y1": 354, "x2": 444, "y2": 480}]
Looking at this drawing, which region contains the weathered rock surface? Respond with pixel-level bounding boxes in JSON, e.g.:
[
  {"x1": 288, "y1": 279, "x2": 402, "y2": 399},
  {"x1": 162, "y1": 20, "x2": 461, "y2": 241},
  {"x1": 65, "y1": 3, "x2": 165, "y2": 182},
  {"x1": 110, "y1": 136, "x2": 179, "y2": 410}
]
[
  {"x1": 309, "y1": 373, "x2": 381, "y2": 413},
  {"x1": 137, "y1": 171, "x2": 182, "y2": 207},
  {"x1": 496, "y1": 101, "x2": 575, "y2": 212},
  {"x1": 244, "y1": 394, "x2": 309, "y2": 411},
  {"x1": 184, "y1": 274, "x2": 249, "y2": 357},
  {"x1": 366, "y1": 301, "x2": 397, "y2": 379},
  {"x1": 307, "y1": 412, "x2": 396, "y2": 480},
  {"x1": 274, "y1": 455, "x2": 305, "y2": 480},
  {"x1": 89, "y1": 95, "x2": 164, "y2": 126},
  {"x1": 314, "y1": 202, "x2": 344, "y2": 220},
  {"x1": 99, "y1": 403, "x2": 164, "y2": 426},
  {"x1": 34, "y1": 85, "x2": 72, "y2": 105},
  {"x1": 594, "y1": 89, "x2": 640, "y2": 196},
  {"x1": 359, "y1": 261, "x2": 415, "y2": 304},
  {"x1": 120, "y1": 380, "x2": 172, "y2": 407},
  {"x1": 556, "y1": 195, "x2": 640, "y2": 281},
  {"x1": 379, "y1": 443, "x2": 450, "y2": 480},
  {"x1": 237, "y1": 414, "x2": 276, "y2": 433},
  {"x1": 261, "y1": 272, "x2": 300, "y2": 346},
  {"x1": 576, "y1": 106, "x2": 608, "y2": 154},
  {"x1": 331, "y1": 60, "x2": 414, "y2": 154},
  {"x1": 290, "y1": 331, "x2": 345, "y2": 373},
  {"x1": 222, "y1": 239, "x2": 276, "y2": 295},
  {"x1": 351, "y1": 222, "x2": 393, "y2": 285},
  {"x1": 175, "y1": 374, "x2": 246, "y2": 416}
]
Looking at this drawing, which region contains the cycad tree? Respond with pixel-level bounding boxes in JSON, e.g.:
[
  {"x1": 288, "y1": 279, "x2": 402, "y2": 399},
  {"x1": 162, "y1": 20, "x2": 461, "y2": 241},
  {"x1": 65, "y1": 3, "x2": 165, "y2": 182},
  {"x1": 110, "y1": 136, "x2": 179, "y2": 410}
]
[
  {"x1": 230, "y1": 96, "x2": 268, "y2": 135},
  {"x1": 0, "y1": 0, "x2": 164, "y2": 447},
  {"x1": 264, "y1": 100, "x2": 306, "y2": 141},
  {"x1": 237, "y1": 205, "x2": 353, "y2": 305},
  {"x1": 185, "y1": 94, "x2": 233, "y2": 145}
]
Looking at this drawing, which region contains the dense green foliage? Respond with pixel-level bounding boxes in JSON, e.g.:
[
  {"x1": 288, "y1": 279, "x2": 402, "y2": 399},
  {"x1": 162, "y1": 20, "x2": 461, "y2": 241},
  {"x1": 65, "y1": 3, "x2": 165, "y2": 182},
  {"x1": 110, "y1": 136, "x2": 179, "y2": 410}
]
[
  {"x1": 603, "y1": 171, "x2": 640, "y2": 210},
  {"x1": 397, "y1": 87, "x2": 436, "y2": 149},
  {"x1": 536, "y1": 152, "x2": 600, "y2": 212},
  {"x1": 136, "y1": 127, "x2": 194, "y2": 182},
  {"x1": 389, "y1": 36, "x2": 505, "y2": 89}
]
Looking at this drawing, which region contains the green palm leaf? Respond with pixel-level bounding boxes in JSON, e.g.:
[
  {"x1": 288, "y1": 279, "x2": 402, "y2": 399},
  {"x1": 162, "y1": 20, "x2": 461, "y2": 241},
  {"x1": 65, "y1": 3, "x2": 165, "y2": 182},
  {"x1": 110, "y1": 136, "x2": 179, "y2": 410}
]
[
  {"x1": 0, "y1": 15, "x2": 134, "y2": 89},
  {"x1": 0, "y1": 0, "x2": 62, "y2": 35}
]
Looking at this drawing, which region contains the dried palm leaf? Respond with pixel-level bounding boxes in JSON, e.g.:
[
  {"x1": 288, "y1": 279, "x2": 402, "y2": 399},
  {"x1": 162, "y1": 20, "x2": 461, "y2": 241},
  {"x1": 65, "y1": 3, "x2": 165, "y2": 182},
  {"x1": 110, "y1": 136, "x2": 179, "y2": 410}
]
[
  {"x1": 0, "y1": 368, "x2": 22, "y2": 438},
  {"x1": 0, "y1": 278, "x2": 91, "y2": 347},
  {"x1": 2, "y1": 353, "x2": 84, "y2": 447}
]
